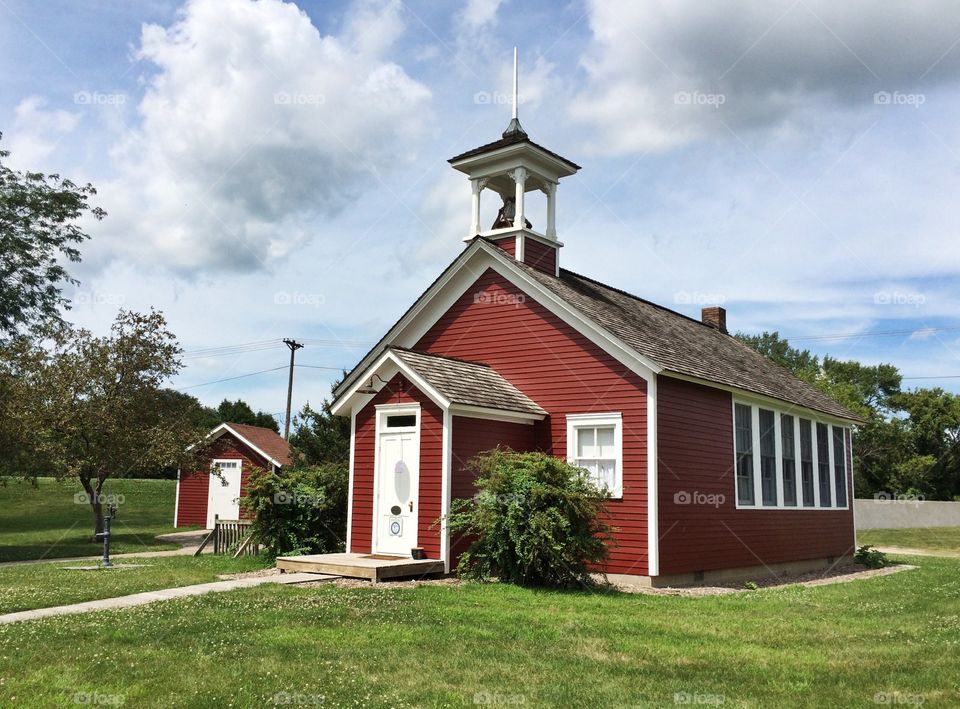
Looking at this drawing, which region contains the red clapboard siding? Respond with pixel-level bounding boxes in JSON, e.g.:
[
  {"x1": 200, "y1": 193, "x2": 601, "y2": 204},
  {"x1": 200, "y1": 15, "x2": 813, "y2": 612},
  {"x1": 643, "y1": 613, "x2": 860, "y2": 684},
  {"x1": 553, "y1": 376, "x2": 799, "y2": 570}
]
[
  {"x1": 490, "y1": 236, "x2": 516, "y2": 257},
  {"x1": 656, "y1": 375, "x2": 856, "y2": 575},
  {"x1": 450, "y1": 417, "x2": 537, "y2": 564},
  {"x1": 415, "y1": 268, "x2": 649, "y2": 576},
  {"x1": 176, "y1": 434, "x2": 270, "y2": 527},
  {"x1": 350, "y1": 374, "x2": 444, "y2": 559},
  {"x1": 522, "y1": 238, "x2": 557, "y2": 275}
]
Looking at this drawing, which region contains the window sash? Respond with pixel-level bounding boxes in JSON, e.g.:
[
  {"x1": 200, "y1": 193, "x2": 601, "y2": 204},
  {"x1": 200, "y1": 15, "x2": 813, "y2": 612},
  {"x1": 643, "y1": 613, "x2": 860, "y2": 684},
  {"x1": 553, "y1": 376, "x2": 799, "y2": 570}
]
[
  {"x1": 567, "y1": 414, "x2": 622, "y2": 497},
  {"x1": 734, "y1": 404, "x2": 849, "y2": 510}
]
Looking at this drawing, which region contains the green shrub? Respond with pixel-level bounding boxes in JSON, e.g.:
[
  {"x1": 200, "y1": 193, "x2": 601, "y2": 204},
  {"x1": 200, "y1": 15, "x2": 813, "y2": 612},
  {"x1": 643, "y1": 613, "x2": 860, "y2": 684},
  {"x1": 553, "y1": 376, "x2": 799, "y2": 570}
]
[
  {"x1": 446, "y1": 448, "x2": 614, "y2": 588},
  {"x1": 743, "y1": 580, "x2": 759, "y2": 591},
  {"x1": 854, "y1": 544, "x2": 889, "y2": 569},
  {"x1": 241, "y1": 464, "x2": 348, "y2": 557}
]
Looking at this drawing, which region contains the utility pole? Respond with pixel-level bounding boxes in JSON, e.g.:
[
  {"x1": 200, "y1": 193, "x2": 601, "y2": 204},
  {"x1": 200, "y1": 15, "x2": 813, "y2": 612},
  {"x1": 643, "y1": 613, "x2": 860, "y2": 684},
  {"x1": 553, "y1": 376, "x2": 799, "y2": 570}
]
[{"x1": 283, "y1": 338, "x2": 303, "y2": 439}]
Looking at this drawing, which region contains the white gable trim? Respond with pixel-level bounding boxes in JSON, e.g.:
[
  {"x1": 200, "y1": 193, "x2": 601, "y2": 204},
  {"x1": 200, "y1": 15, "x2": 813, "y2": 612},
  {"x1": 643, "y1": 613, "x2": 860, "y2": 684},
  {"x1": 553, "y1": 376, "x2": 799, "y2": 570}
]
[
  {"x1": 449, "y1": 404, "x2": 543, "y2": 424},
  {"x1": 200, "y1": 423, "x2": 286, "y2": 470},
  {"x1": 331, "y1": 350, "x2": 451, "y2": 417},
  {"x1": 332, "y1": 240, "x2": 659, "y2": 410}
]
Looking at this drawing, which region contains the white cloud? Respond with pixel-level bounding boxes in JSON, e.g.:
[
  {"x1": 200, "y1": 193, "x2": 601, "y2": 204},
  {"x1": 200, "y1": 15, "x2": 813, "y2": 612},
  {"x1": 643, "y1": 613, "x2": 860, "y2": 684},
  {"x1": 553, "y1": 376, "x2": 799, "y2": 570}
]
[
  {"x1": 5, "y1": 96, "x2": 79, "y2": 170},
  {"x1": 89, "y1": 0, "x2": 430, "y2": 274},
  {"x1": 572, "y1": 0, "x2": 960, "y2": 153},
  {"x1": 460, "y1": 0, "x2": 506, "y2": 29}
]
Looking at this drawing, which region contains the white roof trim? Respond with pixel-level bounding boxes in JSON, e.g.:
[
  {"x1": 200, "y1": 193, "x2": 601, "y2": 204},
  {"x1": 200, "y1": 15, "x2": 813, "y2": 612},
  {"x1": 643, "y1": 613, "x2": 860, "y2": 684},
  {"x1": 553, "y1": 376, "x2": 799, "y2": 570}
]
[
  {"x1": 331, "y1": 350, "x2": 451, "y2": 416},
  {"x1": 199, "y1": 422, "x2": 287, "y2": 469},
  {"x1": 332, "y1": 239, "x2": 660, "y2": 409},
  {"x1": 449, "y1": 403, "x2": 544, "y2": 424}
]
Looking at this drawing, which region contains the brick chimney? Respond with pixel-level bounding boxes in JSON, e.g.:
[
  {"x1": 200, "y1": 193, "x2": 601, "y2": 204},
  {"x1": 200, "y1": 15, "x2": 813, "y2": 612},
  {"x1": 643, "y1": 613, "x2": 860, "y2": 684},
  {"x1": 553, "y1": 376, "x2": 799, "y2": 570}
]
[{"x1": 701, "y1": 306, "x2": 727, "y2": 334}]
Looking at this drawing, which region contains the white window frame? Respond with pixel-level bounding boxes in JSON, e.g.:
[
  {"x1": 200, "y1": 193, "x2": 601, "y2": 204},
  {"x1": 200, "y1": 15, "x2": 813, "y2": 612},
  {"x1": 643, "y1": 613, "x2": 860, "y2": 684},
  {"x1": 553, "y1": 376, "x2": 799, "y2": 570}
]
[
  {"x1": 566, "y1": 413, "x2": 623, "y2": 499},
  {"x1": 732, "y1": 399, "x2": 850, "y2": 511}
]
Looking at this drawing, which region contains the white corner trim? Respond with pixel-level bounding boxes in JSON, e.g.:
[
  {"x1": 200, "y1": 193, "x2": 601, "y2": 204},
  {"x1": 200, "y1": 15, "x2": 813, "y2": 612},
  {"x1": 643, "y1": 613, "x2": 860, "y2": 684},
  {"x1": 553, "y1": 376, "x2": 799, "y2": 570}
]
[
  {"x1": 647, "y1": 377, "x2": 659, "y2": 577},
  {"x1": 346, "y1": 410, "x2": 356, "y2": 553},
  {"x1": 173, "y1": 467, "x2": 181, "y2": 528},
  {"x1": 565, "y1": 412, "x2": 624, "y2": 499},
  {"x1": 441, "y1": 409, "x2": 452, "y2": 573}
]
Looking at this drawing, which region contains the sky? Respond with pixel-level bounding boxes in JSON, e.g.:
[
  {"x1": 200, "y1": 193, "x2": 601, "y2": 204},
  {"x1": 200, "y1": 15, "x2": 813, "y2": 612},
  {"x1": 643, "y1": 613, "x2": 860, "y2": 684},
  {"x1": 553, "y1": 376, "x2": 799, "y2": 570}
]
[{"x1": 2, "y1": 0, "x2": 960, "y2": 427}]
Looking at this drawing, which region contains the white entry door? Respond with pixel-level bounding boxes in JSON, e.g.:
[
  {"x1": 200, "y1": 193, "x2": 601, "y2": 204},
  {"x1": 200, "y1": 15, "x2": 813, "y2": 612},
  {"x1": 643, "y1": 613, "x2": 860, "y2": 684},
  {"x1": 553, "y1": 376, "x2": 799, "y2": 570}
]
[
  {"x1": 207, "y1": 459, "x2": 242, "y2": 528},
  {"x1": 374, "y1": 409, "x2": 420, "y2": 555}
]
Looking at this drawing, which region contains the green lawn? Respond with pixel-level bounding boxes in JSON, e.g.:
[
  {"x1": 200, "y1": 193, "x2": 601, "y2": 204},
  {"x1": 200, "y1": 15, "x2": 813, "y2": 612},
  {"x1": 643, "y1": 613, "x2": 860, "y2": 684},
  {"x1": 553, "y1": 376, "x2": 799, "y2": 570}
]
[
  {"x1": 0, "y1": 477, "x2": 191, "y2": 562},
  {"x1": 859, "y1": 526, "x2": 960, "y2": 554},
  {"x1": 0, "y1": 554, "x2": 272, "y2": 615},
  {"x1": 0, "y1": 554, "x2": 956, "y2": 707}
]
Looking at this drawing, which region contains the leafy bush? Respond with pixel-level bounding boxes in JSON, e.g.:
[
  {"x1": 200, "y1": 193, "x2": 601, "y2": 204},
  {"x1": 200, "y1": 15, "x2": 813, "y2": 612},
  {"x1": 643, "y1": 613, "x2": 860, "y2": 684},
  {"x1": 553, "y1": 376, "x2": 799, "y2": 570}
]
[
  {"x1": 242, "y1": 464, "x2": 348, "y2": 557},
  {"x1": 854, "y1": 544, "x2": 889, "y2": 569},
  {"x1": 446, "y1": 448, "x2": 613, "y2": 588},
  {"x1": 743, "y1": 580, "x2": 759, "y2": 591}
]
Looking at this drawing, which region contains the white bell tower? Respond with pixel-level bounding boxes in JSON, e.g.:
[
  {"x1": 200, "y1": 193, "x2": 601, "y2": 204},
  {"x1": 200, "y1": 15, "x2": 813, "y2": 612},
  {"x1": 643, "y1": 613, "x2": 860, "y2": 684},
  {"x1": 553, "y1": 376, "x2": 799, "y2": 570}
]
[{"x1": 448, "y1": 48, "x2": 580, "y2": 276}]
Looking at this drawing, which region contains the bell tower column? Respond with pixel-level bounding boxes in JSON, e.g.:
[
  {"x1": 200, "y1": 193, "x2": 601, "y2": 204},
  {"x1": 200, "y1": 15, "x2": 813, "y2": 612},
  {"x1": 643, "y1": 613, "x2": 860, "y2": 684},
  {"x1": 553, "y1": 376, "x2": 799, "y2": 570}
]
[
  {"x1": 543, "y1": 182, "x2": 557, "y2": 238},
  {"x1": 512, "y1": 167, "x2": 527, "y2": 229}
]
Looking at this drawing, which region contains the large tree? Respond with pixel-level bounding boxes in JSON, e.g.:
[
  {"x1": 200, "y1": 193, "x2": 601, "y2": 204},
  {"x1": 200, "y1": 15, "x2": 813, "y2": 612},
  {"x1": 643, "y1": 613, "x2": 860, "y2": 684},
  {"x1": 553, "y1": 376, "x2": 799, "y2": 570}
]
[
  {"x1": 1, "y1": 310, "x2": 207, "y2": 536},
  {"x1": 214, "y1": 398, "x2": 279, "y2": 433},
  {"x1": 289, "y1": 375, "x2": 350, "y2": 467},
  {"x1": 0, "y1": 132, "x2": 104, "y2": 339}
]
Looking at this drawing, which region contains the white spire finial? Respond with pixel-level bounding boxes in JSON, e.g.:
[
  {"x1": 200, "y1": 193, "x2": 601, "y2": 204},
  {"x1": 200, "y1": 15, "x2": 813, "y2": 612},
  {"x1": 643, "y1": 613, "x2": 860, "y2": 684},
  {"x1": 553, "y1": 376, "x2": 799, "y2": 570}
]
[{"x1": 512, "y1": 46, "x2": 518, "y2": 120}]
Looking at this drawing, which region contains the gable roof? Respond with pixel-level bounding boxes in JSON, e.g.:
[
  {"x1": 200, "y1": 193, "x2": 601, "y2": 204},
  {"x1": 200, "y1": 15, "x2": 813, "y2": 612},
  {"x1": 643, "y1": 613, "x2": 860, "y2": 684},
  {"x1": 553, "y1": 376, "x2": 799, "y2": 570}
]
[
  {"x1": 507, "y1": 260, "x2": 860, "y2": 421},
  {"x1": 390, "y1": 347, "x2": 547, "y2": 417},
  {"x1": 211, "y1": 422, "x2": 293, "y2": 468},
  {"x1": 333, "y1": 239, "x2": 861, "y2": 423}
]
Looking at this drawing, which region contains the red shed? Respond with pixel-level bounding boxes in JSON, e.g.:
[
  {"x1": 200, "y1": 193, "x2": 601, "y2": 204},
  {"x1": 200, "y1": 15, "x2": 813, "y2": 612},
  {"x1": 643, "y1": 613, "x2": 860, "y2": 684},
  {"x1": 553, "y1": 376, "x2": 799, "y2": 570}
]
[
  {"x1": 174, "y1": 422, "x2": 292, "y2": 529},
  {"x1": 329, "y1": 111, "x2": 863, "y2": 586}
]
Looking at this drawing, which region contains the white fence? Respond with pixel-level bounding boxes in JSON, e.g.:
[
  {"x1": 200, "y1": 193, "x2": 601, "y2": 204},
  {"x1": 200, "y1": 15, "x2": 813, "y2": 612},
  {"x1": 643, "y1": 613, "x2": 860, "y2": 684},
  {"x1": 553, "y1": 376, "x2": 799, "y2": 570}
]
[{"x1": 855, "y1": 498, "x2": 960, "y2": 530}]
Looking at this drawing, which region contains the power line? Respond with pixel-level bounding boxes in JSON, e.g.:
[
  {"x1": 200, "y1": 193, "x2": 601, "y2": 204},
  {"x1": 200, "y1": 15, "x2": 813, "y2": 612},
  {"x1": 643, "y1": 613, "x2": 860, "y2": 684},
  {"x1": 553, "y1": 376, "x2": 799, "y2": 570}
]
[
  {"x1": 179, "y1": 365, "x2": 288, "y2": 390},
  {"x1": 902, "y1": 375, "x2": 960, "y2": 380},
  {"x1": 786, "y1": 326, "x2": 960, "y2": 342}
]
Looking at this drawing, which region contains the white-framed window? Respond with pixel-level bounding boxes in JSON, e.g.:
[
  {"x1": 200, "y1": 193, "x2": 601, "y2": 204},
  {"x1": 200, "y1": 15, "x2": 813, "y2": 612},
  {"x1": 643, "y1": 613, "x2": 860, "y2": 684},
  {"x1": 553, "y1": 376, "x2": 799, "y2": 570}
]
[
  {"x1": 566, "y1": 413, "x2": 623, "y2": 498},
  {"x1": 733, "y1": 400, "x2": 851, "y2": 510}
]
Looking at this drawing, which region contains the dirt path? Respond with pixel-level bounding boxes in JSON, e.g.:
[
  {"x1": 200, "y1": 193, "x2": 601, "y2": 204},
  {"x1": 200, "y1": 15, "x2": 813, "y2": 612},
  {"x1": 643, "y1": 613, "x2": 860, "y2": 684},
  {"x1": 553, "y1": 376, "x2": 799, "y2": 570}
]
[{"x1": 875, "y1": 545, "x2": 960, "y2": 559}]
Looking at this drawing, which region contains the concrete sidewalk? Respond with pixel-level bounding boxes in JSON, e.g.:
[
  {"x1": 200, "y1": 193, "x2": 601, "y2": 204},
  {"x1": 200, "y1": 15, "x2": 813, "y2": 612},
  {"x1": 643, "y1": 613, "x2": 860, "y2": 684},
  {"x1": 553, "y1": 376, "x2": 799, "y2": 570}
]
[
  {"x1": 875, "y1": 545, "x2": 960, "y2": 559},
  {"x1": 0, "y1": 530, "x2": 211, "y2": 568},
  {"x1": 0, "y1": 571, "x2": 335, "y2": 625}
]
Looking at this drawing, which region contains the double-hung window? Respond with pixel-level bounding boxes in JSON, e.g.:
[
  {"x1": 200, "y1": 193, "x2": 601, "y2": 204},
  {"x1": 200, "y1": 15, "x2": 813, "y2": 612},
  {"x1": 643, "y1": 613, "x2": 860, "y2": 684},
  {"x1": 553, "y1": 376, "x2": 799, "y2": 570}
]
[
  {"x1": 759, "y1": 409, "x2": 778, "y2": 506},
  {"x1": 566, "y1": 413, "x2": 623, "y2": 498},
  {"x1": 816, "y1": 423, "x2": 832, "y2": 507},
  {"x1": 781, "y1": 414, "x2": 797, "y2": 507},
  {"x1": 734, "y1": 403, "x2": 755, "y2": 506},
  {"x1": 799, "y1": 419, "x2": 815, "y2": 507}
]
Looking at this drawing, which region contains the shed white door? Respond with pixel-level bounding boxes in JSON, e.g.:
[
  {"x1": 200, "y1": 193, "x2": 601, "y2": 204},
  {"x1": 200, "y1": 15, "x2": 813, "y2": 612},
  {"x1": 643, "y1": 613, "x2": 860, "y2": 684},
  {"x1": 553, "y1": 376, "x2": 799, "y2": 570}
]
[
  {"x1": 207, "y1": 459, "x2": 242, "y2": 528},
  {"x1": 374, "y1": 418, "x2": 420, "y2": 556}
]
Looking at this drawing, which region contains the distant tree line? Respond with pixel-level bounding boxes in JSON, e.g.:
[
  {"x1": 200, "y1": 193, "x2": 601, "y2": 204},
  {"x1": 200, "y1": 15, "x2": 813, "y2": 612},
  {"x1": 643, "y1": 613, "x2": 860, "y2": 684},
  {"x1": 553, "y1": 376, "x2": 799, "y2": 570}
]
[{"x1": 737, "y1": 332, "x2": 960, "y2": 501}]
